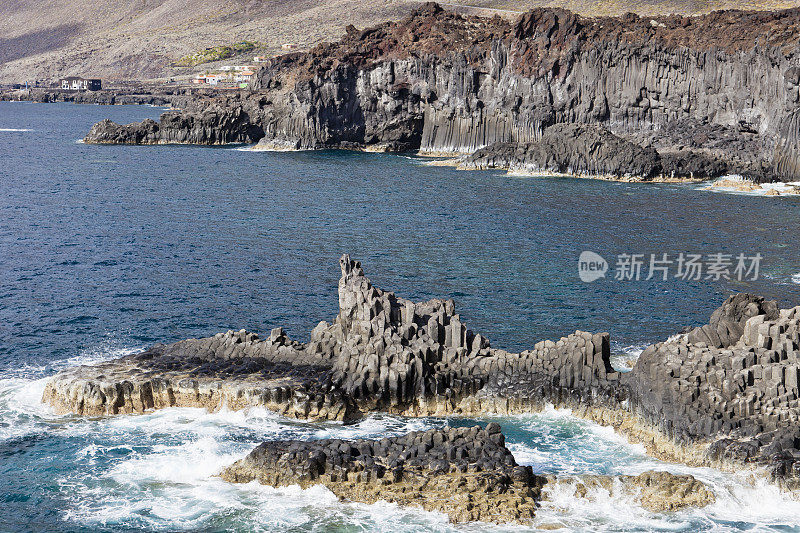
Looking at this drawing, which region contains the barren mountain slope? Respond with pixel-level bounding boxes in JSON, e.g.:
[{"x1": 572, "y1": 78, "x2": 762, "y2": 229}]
[{"x1": 2, "y1": 0, "x2": 799, "y2": 83}]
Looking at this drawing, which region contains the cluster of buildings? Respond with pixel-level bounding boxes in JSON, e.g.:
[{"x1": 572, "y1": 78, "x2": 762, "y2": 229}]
[
  {"x1": 191, "y1": 46, "x2": 298, "y2": 87},
  {"x1": 39, "y1": 45, "x2": 304, "y2": 92},
  {"x1": 193, "y1": 64, "x2": 256, "y2": 87},
  {"x1": 59, "y1": 77, "x2": 102, "y2": 91}
]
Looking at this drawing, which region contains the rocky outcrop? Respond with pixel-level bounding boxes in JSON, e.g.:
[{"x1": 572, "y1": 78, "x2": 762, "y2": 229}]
[
  {"x1": 326, "y1": 254, "x2": 619, "y2": 417},
  {"x1": 42, "y1": 255, "x2": 800, "y2": 492},
  {"x1": 685, "y1": 293, "x2": 779, "y2": 348},
  {"x1": 221, "y1": 424, "x2": 545, "y2": 524},
  {"x1": 459, "y1": 123, "x2": 663, "y2": 179},
  {"x1": 459, "y1": 122, "x2": 745, "y2": 180},
  {"x1": 221, "y1": 422, "x2": 715, "y2": 523},
  {"x1": 82, "y1": 4, "x2": 800, "y2": 181},
  {"x1": 84, "y1": 101, "x2": 264, "y2": 145},
  {"x1": 41, "y1": 326, "x2": 357, "y2": 421},
  {"x1": 623, "y1": 299, "x2": 800, "y2": 487},
  {"x1": 221, "y1": 425, "x2": 715, "y2": 522},
  {"x1": 84, "y1": 118, "x2": 162, "y2": 144},
  {"x1": 43, "y1": 254, "x2": 617, "y2": 421}
]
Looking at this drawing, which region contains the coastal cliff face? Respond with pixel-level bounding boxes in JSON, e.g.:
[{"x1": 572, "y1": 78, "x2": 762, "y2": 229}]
[
  {"x1": 84, "y1": 101, "x2": 265, "y2": 145},
  {"x1": 85, "y1": 4, "x2": 800, "y2": 181}
]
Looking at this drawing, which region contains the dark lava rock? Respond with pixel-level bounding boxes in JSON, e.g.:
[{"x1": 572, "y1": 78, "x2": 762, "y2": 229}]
[
  {"x1": 461, "y1": 123, "x2": 663, "y2": 179},
  {"x1": 84, "y1": 118, "x2": 161, "y2": 144},
  {"x1": 77, "y1": 4, "x2": 800, "y2": 180},
  {"x1": 221, "y1": 425, "x2": 545, "y2": 524},
  {"x1": 43, "y1": 253, "x2": 800, "y2": 492}
]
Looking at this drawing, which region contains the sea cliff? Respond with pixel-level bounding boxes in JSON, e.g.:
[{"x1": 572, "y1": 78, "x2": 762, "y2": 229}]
[{"x1": 82, "y1": 3, "x2": 800, "y2": 181}]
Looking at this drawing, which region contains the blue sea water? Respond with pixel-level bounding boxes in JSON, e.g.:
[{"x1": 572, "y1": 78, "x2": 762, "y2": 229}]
[{"x1": 1, "y1": 101, "x2": 800, "y2": 532}]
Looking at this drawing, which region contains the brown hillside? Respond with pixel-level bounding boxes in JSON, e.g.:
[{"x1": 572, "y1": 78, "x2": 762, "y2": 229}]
[{"x1": 1, "y1": 0, "x2": 799, "y2": 84}]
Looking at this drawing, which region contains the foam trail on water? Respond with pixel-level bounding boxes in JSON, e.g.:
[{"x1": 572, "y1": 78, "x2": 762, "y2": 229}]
[
  {"x1": 610, "y1": 342, "x2": 649, "y2": 371},
  {"x1": 502, "y1": 406, "x2": 800, "y2": 532},
  {"x1": 0, "y1": 128, "x2": 33, "y2": 132},
  {"x1": 57, "y1": 405, "x2": 458, "y2": 531}
]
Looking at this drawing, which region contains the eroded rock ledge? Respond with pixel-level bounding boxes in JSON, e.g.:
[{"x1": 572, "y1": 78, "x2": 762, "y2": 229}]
[
  {"x1": 221, "y1": 424, "x2": 542, "y2": 523},
  {"x1": 43, "y1": 255, "x2": 800, "y2": 492},
  {"x1": 458, "y1": 123, "x2": 735, "y2": 181},
  {"x1": 221, "y1": 424, "x2": 714, "y2": 522}
]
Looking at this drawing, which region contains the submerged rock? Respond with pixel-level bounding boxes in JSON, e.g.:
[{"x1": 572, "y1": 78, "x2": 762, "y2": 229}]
[
  {"x1": 221, "y1": 425, "x2": 545, "y2": 524},
  {"x1": 554, "y1": 470, "x2": 715, "y2": 512}
]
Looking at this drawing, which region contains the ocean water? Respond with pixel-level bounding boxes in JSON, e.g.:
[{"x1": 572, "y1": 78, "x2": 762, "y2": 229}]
[{"x1": 2, "y1": 101, "x2": 800, "y2": 531}]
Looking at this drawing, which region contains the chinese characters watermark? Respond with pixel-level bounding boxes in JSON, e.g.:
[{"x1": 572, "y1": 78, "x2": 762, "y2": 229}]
[{"x1": 578, "y1": 251, "x2": 762, "y2": 282}]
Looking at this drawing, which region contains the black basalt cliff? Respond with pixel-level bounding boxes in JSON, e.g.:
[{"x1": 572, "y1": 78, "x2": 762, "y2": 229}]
[{"x1": 85, "y1": 3, "x2": 800, "y2": 181}]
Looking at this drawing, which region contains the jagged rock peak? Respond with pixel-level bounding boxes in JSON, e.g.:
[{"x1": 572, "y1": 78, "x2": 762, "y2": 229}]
[
  {"x1": 685, "y1": 293, "x2": 779, "y2": 348},
  {"x1": 339, "y1": 253, "x2": 364, "y2": 281},
  {"x1": 410, "y1": 1, "x2": 444, "y2": 18},
  {"x1": 514, "y1": 7, "x2": 582, "y2": 40}
]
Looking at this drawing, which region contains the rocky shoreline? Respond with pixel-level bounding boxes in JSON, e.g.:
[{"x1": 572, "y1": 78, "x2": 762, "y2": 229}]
[
  {"x1": 454, "y1": 123, "x2": 731, "y2": 181},
  {"x1": 0, "y1": 87, "x2": 202, "y2": 108},
  {"x1": 78, "y1": 3, "x2": 800, "y2": 182},
  {"x1": 41, "y1": 254, "x2": 800, "y2": 522}
]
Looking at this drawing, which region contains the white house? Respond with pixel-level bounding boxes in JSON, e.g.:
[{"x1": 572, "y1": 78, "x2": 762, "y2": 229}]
[
  {"x1": 220, "y1": 65, "x2": 256, "y2": 72},
  {"x1": 234, "y1": 71, "x2": 254, "y2": 83},
  {"x1": 60, "y1": 77, "x2": 101, "y2": 91}
]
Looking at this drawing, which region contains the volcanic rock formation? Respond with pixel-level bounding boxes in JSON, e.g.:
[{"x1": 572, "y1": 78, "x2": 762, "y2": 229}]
[
  {"x1": 459, "y1": 123, "x2": 665, "y2": 179},
  {"x1": 43, "y1": 254, "x2": 616, "y2": 421},
  {"x1": 84, "y1": 102, "x2": 264, "y2": 145},
  {"x1": 221, "y1": 424, "x2": 544, "y2": 524},
  {"x1": 221, "y1": 424, "x2": 715, "y2": 522},
  {"x1": 42, "y1": 255, "x2": 800, "y2": 492},
  {"x1": 83, "y1": 3, "x2": 800, "y2": 181}
]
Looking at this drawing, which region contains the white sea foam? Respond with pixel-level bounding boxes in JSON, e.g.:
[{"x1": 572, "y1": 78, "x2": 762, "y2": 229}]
[
  {"x1": 6, "y1": 345, "x2": 800, "y2": 531},
  {"x1": 0, "y1": 128, "x2": 33, "y2": 132},
  {"x1": 610, "y1": 342, "x2": 649, "y2": 371},
  {"x1": 504, "y1": 406, "x2": 800, "y2": 531},
  {"x1": 0, "y1": 339, "x2": 143, "y2": 443},
  {"x1": 792, "y1": 273, "x2": 800, "y2": 284},
  {"x1": 700, "y1": 175, "x2": 800, "y2": 197},
  {"x1": 0, "y1": 377, "x2": 54, "y2": 441},
  {"x1": 58, "y1": 409, "x2": 457, "y2": 531}
]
